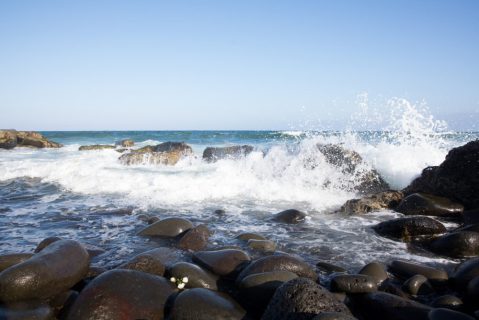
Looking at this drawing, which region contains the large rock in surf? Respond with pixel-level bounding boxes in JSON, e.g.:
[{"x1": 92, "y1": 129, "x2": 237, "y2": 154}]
[
  {"x1": 373, "y1": 216, "x2": 446, "y2": 241},
  {"x1": 261, "y1": 278, "x2": 352, "y2": 320},
  {"x1": 339, "y1": 190, "x2": 403, "y2": 214},
  {"x1": 0, "y1": 130, "x2": 17, "y2": 149},
  {"x1": 395, "y1": 193, "x2": 464, "y2": 218},
  {"x1": 67, "y1": 269, "x2": 176, "y2": 320},
  {"x1": 430, "y1": 231, "x2": 479, "y2": 258},
  {"x1": 271, "y1": 209, "x2": 306, "y2": 224},
  {"x1": 317, "y1": 144, "x2": 389, "y2": 195},
  {"x1": 404, "y1": 140, "x2": 479, "y2": 209},
  {"x1": 78, "y1": 144, "x2": 116, "y2": 151},
  {"x1": 0, "y1": 130, "x2": 62, "y2": 149},
  {"x1": 137, "y1": 217, "x2": 194, "y2": 237},
  {"x1": 202, "y1": 145, "x2": 254, "y2": 162},
  {"x1": 119, "y1": 141, "x2": 193, "y2": 165},
  {"x1": 0, "y1": 240, "x2": 89, "y2": 302}
]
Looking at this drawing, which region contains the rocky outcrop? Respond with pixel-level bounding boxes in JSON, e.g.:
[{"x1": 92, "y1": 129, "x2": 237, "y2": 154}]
[
  {"x1": 78, "y1": 144, "x2": 116, "y2": 151},
  {"x1": 119, "y1": 141, "x2": 193, "y2": 165},
  {"x1": 203, "y1": 145, "x2": 254, "y2": 162},
  {"x1": 0, "y1": 130, "x2": 62, "y2": 149},
  {"x1": 0, "y1": 130, "x2": 17, "y2": 149},
  {"x1": 317, "y1": 144, "x2": 389, "y2": 195},
  {"x1": 404, "y1": 140, "x2": 479, "y2": 209},
  {"x1": 339, "y1": 190, "x2": 403, "y2": 214}
]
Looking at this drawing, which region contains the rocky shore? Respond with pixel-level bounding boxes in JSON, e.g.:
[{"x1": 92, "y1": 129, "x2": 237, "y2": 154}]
[
  {"x1": 1, "y1": 134, "x2": 479, "y2": 319},
  {"x1": 0, "y1": 130, "x2": 62, "y2": 149}
]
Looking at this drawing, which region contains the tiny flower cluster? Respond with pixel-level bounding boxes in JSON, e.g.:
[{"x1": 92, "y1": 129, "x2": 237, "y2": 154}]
[{"x1": 170, "y1": 276, "x2": 189, "y2": 289}]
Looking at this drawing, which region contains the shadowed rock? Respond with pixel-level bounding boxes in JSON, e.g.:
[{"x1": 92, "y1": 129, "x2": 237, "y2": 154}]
[
  {"x1": 358, "y1": 262, "x2": 388, "y2": 285},
  {"x1": 203, "y1": 145, "x2": 254, "y2": 162},
  {"x1": 178, "y1": 224, "x2": 211, "y2": 251},
  {"x1": 118, "y1": 247, "x2": 186, "y2": 275},
  {"x1": 0, "y1": 130, "x2": 17, "y2": 149},
  {"x1": 453, "y1": 257, "x2": 479, "y2": 289},
  {"x1": 430, "y1": 231, "x2": 479, "y2": 258}
]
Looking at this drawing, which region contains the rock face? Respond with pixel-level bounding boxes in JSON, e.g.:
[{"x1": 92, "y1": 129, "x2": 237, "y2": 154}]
[
  {"x1": 137, "y1": 217, "x2": 194, "y2": 237},
  {"x1": 339, "y1": 191, "x2": 403, "y2": 214},
  {"x1": 404, "y1": 140, "x2": 479, "y2": 209},
  {"x1": 373, "y1": 216, "x2": 446, "y2": 241},
  {"x1": 78, "y1": 144, "x2": 116, "y2": 151},
  {"x1": 261, "y1": 278, "x2": 352, "y2": 320},
  {"x1": 67, "y1": 269, "x2": 176, "y2": 320},
  {"x1": 395, "y1": 193, "x2": 464, "y2": 218},
  {"x1": 0, "y1": 240, "x2": 89, "y2": 302},
  {"x1": 116, "y1": 139, "x2": 134, "y2": 147},
  {"x1": 317, "y1": 144, "x2": 389, "y2": 195},
  {"x1": 272, "y1": 209, "x2": 306, "y2": 224},
  {"x1": 203, "y1": 145, "x2": 254, "y2": 162},
  {"x1": 430, "y1": 231, "x2": 479, "y2": 258},
  {"x1": 0, "y1": 130, "x2": 62, "y2": 149},
  {"x1": 119, "y1": 142, "x2": 193, "y2": 165}
]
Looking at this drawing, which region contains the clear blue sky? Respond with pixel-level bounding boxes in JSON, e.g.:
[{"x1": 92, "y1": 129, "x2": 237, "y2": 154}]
[{"x1": 0, "y1": 1, "x2": 478, "y2": 130}]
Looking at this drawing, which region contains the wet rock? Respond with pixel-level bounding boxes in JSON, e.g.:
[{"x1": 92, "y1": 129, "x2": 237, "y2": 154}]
[
  {"x1": 0, "y1": 253, "x2": 33, "y2": 272},
  {"x1": 247, "y1": 239, "x2": 276, "y2": 252},
  {"x1": 339, "y1": 190, "x2": 404, "y2": 214},
  {"x1": 193, "y1": 249, "x2": 250, "y2": 276},
  {"x1": 404, "y1": 140, "x2": 479, "y2": 210},
  {"x1": 330, "y1": 274, "x2": 377, "y2": 293},
  {"x1": 261, "y1": 277, "x2": 352, "y2": 320},
  {"x1": 0, "y1": 239, "x2": 89, "y2": 302},
  {"x1": 317, "y1": 261, "x2": 347, "y2": 274},
  {"x1": 271, "y1": 209, "x2": 306, "y2": 224},
  {"x1": 358, "y1": 262, "x2": 388, "y2": 285},
  {"x1": 236, "y1": 232, "x2": 267, "y2": 241},
  {"x1": 34, "y1": 236, "x2": 62, "y2": 253},
  {"x1": 428, "y1": 308, "x2": 475, "y2": 320},
  {"x1": 202, "y1": 145, "x2": 254, "y2": 162},
  {"x1": 178, "y1": 224, "x2": 211, "y2": 251},
  {"x1": 373, "y1": 216, "x2": 446, "y2": 241},
  {"x1": 431, "y1": 295, "x2": 463, "y2": 309},
  {"x1": 350, "y1": 291, "x2": 431, "y2": 320},
  {"x1": 137, "y1": 217, "x2": 193, "y2": 237},
  {"x1": 16, "y1": 131, "x2": 62, "y2": 148},
  {"x1": 396, "y1": 193, "x2": 464, "y2": 218},
  {"x1": 118, "y1": 247, "x2": 186, "y2": 276},
  {"x1": 170, "y1": 288, "x2": 246, "y2": 320},
  {"x1": 430, "y1": 231, "x2": 479, "y2": 258},
  {"x1": 0, "y1": 130, "x2": 17, "y2": 149},
  {"x1": 168, "y1": 262, "x2": 218, "y2": 290},
  {"x1": 453, "y1": 257, "x2": 479, "y2": 289},
  {"x1": 403, "y1": 274, "x2": 434, "y2": 295},
  {"x1": 116, "y1": 139, "x2": 134, "y2": 147},
  {"x1": 389, "y1": 260, "x2": 448, "y2": 284},
  {"x1": 67, "y1": 269, "x2": 176, "y2": 320},
  {"x1": 78, "y1": 144, "x2": 116, "y2": 151},
  {"x1": 119, "y1": 141, "x2": 193, "y2": 165},
  {"x1": 237, "y1": 254, "x2": 318, "y2": 282},
  {"x1": 0, "y1": 302, "x2": 54, "y2": 320}
]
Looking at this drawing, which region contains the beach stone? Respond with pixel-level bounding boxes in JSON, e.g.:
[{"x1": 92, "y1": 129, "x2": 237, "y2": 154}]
[
  {"x1": 16, "y1": 131, "x2": 62, "y2": 148},
  {"x1": 428, "y1": 308, "x2": 475, "y2": 320},
  {"x1": 169, "y1": 262, "x2": 218, "y2": 290},
  {"x1": 177, "y1": 224, "x2": 211, "y2": 251},
  {"x1": 116, "y1": 139, "x2": 134, "y2": 147},
  {"x1": 404, "y1": 140, "x2": 479, "y2": 210},
  {"x1": 170, "y1": 288, "x2": 246, "y2": 320},
  {"x1": 78, "y1": 144, "x2": 116, "y2": 151},
  {"x1": 453, "y1": 257, "x2": 479, "y2": 289},
  {"x1": 389, "y1": 260, "x2": 448, "y2": 284},
  {"x1": 403, "y1": 274, "x2": 434, "y2": 295},
  {"x1": 0, "y1": 239, "x2": 89, "y2": 302},
  {"x1": 118, "y1": 247, "x2": 185, "y2": 276},
  {"x1": 236, "y1": 232, "x2": 267, "y2": 241},
  {"x1": 430, "y1": 231, "x2": 479, "y2": 258},
  {"x1": 137, "y1": 217, "x2": 193, "y2": 237},
  {"x1": 67, "y1": 269, "x2": 176, "y2": 320},
  {"x1": 330, "y1": 274, "x2": 377, "y2": 293},
  {"x1": 339, "y1": 190, "x2": 404, "y2": 214},
  {"x1": 373, "y1": 216, "x2": 446, "y2": 241},
  {"x1": 193, "y1": 249, "x2": 250, "y2": 276},
  {"x1": 0, "y1": 302, "x2": 54, "y2": 320},
  {"x1": 0, "y1": 130, "x2": 17, "y2": 149},
  {"x1": 0, "y1": 253, "x2": 33, "y2": 272},
  {"x1": 358, "y1": 262, "x2": 388, "y2": 285},
  {"x1": 237, "y1": 254, "x2": 318, "y2": 282},
  {"x1": 34, "y1": 236, "x2": 62, "y2": 253},
  {"x1": 261, "y1": 277, "x2": 352, "y2": 320},
  {"x1": 396, "y1": 193, "x2": 464, "y2": 218},
  {"x1": 317, "y1": 261, "x2": 347, "y2": 273},
  {"x1": 431, "y1": 295, "x2": 463, "y2": 309},
  {"x1": 247, "y1": 239, "x2": 276, "y2": 252},
  {"x1": 202, "y1": 145, "x2": 254, "y2": 162},
  {"x1": 119, "y1": 141, "x2": 193, "y2": 165},
  {"x1": 312, "y1": 312, "x2": 357, "y2": 320},
  {"x1": 350, "y1": 291, "x2": 431, "y2": 320},
  {"x1": 272, "y1": 209, "x2": 306, "y2": 224}
]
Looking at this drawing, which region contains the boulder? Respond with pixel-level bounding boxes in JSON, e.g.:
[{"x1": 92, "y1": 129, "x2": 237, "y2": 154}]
[
  {"x1": 137, "y1": 217, "x2": 193, "y2": 237},
  {"x1": 261, "y1": 277, "x2": 352, "y2": 320},
  {"x1": 0, "y1": 130, "x2": 17, "y2": 149},
  {"x1": 0, "y1": 240, "x2": 89, "y2": 302},
  {"x1": 453, "y1": 257, "x2": 479, "y2": 289},
  {"x1": 317, "y1": 261, "x2": 347, "y2": 274},
  {"x1": 395, "y1": 193, "x2": 464, "y2": 218},
  {"x1": 0, "y1": 253, "x2": 33, "y2": 272},
  {"x1": 430, "y1": 231, "x2": 479, "y2": 258},
  {"x1": 373, "y1": 216, "x2": 446, "y2": 241},
  {"x1": 339, "y1": 190, "x2": 404, "y2": 214},
  {"x1": 404, "y1": 140, "x2": 479, "y2": 209},
  {"x1": 330, "y1": 274, "x2": 377, "y2": 293},
  {"x1": 67, "y1": 269, "x2": 176, "y2": 320},
  {"x1": 170, "y1": 288, "x2": 246, "y2": 320},
  {"x1": 192, "y1": 249, "x2": 250, "y2": 276},
  {"x1": 16, "y1": 131, "x2": 62, "y2": 148},
  {"x1": 402, "y1": 274, "x2": 434, "y2": 295},
  {"x1": 116, "y1": 139, "x2": 134, "y2": 147},
  {"x1": 272, "y1": 209, "x2": 306, "y2": 224},
  {"x1": 168, "y1": 262, "x2": 218, "y2": 290},
  {"x1": 119, "y1": 141, "x2": 193, "y2": 165},
  {"x1": 247, "y1": 239, "x2": 276, "y2": 252},
  {"x1": 177, "y1": 224, "x2": 211, "y2": 251},
  {"x1": 118, "y1": 247, "x2": 186, "y2": 275},
  {"x1": 358, "y1": 262, "x2": 388, "y2": 285},
  {"x1": 202, "y1": 145, "x2": 254, "y2": 162},
  {"x1": 389, "y1": 260, "x2": 448, "y2": 284},
  {"x1": 78, "y1": 144, "x2": 116, "y2": 151}
]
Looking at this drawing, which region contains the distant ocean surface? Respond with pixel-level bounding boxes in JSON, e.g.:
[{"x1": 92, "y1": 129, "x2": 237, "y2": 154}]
[{"x1": 1, "y1": 121, "x2": 479, "y2": 270}]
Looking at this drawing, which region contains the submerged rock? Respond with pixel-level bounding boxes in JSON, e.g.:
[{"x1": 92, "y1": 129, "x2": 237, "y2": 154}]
[
  {"x1": 236, "y1": 232, "x2": 267, "y2": 241},
  {"x1": 202, "y1": 145, "x2": 254, "y2": 162},
  {"x1": 373, "y1": 216, "x2": 446, "y2": 241},
  {"x1": 271, "y1": 209, "x2": 306, "y2": 224},
  {"x1": 430, "y1": 231, "x2": 479, "y2": 258},
  {"x1": 78, "y1": 144, "x2": 116, "y2": 151},
  {"x1": 247, "y1": 239, "x2": 276, "y2": 252},
  {"x1": 119, "y1": 141, "x2": 193, "y2": 165},
  {"x1": 339, "y1": 190, "x2": 404, "y2": 214},
  {"x1": 395, "y1": 193, "x2": 464, "y2": 218}
]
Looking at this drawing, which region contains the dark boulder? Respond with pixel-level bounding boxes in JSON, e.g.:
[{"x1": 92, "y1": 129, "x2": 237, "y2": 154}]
[
  {"x1": 317, "y1": 261, "x2": 347, "y2": 274},
  {"x1": 202, "y1": 145, "x2": 254, "y2": 162},
  {"x1": 118, "y1": 247, "x2": 186, "y2": 275},
  {"x1": 330, "y1": 274, "x2": 377, "y2": 293},
  {"x1": 272, "y1": 209, "x2": 306, "y2": 224},
  {"x1": 177, "y1": 224, "x2": 211, "y2": 251},
  {"x1": 358, "y1": 262, "x2": 388, "y2": 285},
  {"x1": 389, "y1": 260, "x2": 448, "y2": 284},
  {"x1": 193, "y1": 249, "x2": 250, "y2": 276},
  {"x1": 430, "y1": 231, "x2": 479, "y2": 258},
  {"x1": 119, "y1": 142, "x2": 193, "y2": 165},
  {"x1": 402, "y1": 274, "x2": 434, "y2": 295},
  {"x1": 312, "y1": 313, "x2": 357, "y2": 320},
  {"x1": 137, "y1": 217, "x2": 193, "y2": 237},
  {"x1": 339, "y1": 190, "x2": 403, "y2": 214},
  {"x1": 34, "y1": 236, "x2": 62, "y2": 253},
  {"x1": 395, "y1": 193, "x2": 464, "y2": 218},
  {"x1": 373, "y1": 216, "x2": 446, "y2": 241},
  {"x1": 168, "y1": 262, "x2": 218, "y2": 290}
]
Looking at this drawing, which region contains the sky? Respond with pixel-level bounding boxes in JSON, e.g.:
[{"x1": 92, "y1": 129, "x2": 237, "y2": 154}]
[{"x1": 0, "y1": 1, "x2": 478, "y2": 130}]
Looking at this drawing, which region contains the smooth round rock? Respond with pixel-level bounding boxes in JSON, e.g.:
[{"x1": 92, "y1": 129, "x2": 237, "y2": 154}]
[
  {"x1": 261, "y1": 278, "x2": 352, "y2": 320},
  {"x1": 317, "y1": 261, "x2": 347, "y2": 274},
  {"x1": 236, "y1": 232, "x2": 267, "y2": 241},
  {"x1": 431, "y1": 295, "x2": 463, "y2": 309},
  {"x1": 0, "y1": 240, "x2": 90, "y2": 302},
  {"x1": 396, "y1": 193, "x2": 464, "y2": 218},
  {"x1": 177, "y1": 224, "x2": 211, "y2": 251},
  {"x1": 428, "y1": 308, "x2": 475, "y2": 320},
  {"x1": 271, "y1": 209, "x2": 306, "y2": 224},
  {"x1": 430, "y1": 231, "x2": 479, "y2": 258},
  {"x1": 330, "y1": 274, "x2": 377, "y2": 293},
  {"x1": 247, "y1": 239, "x2": 276, "y2": 252},
  {"x1": 169, "y1": 262, "x2": 218, "y2": 290},
  {"x1": 373, "y1": 216, "x2": 446, "y2": 241},
  {"x1": 359, "y1": 262, "x2": 388, "y2": 285},
  {"x1": 137, "y1": 217, "x2": 193, "y2": 237},
  {"x1": 453, "y1": 257, "x2": 479, "y2": 289},
  {"x1": 118, "y1": 247, "x2": 186, "y2": 276},
  {"x1": 171, "y1": 288, "x2": 246, "y2": 320},
  {"x1": 193, "y1": 249, "x2": 250, "y2": 276},
  {"x1": 0, "y1": 253, "x2": 33, "y2": 272},
  {"x1": 389, "y1": 260, "x2": 448, "y2": 284},
  {"x1": 403, "y1": 274, "x2": 434, "y2": 295},
  {"x1": 67, "y1": 269, "x2": 176, "y2": 320}
]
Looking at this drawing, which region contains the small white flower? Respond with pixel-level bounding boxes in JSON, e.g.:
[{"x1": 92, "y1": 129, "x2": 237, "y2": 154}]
[
  {"x1": 177, "y1": 282, "x2": 186, "y2": 289},
  {"x1": 170, "y1": 277, "x2": 176, "y2": 283},
  {"x1": 182, "y1": 277, "x2": 189, "y2": 283}
]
